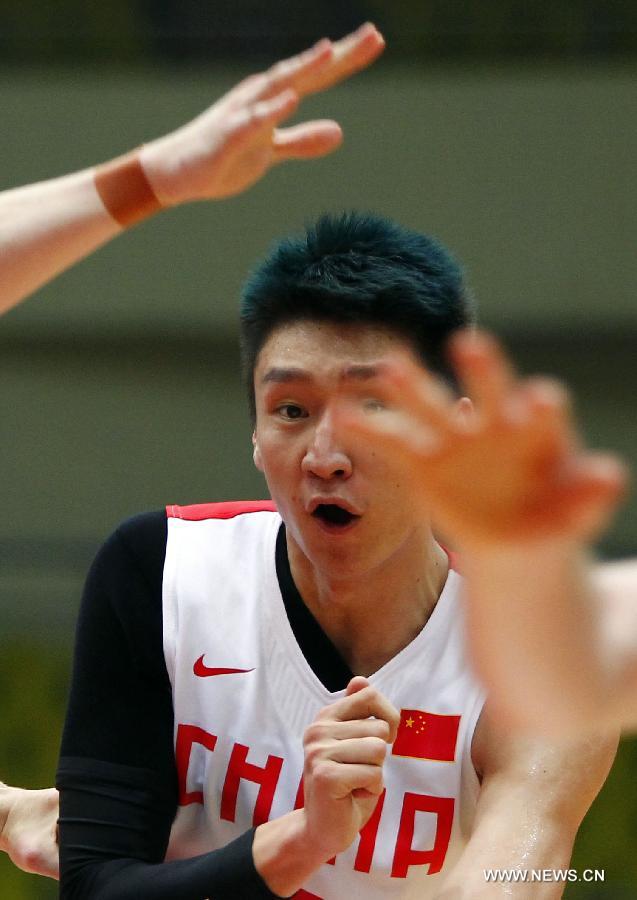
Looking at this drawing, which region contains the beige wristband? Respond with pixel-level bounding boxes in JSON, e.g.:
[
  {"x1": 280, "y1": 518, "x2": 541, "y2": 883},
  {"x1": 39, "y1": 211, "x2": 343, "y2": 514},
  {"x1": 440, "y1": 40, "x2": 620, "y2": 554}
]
[{"x1": 94, "y1": 151, "x2": 162, "y2": 227}]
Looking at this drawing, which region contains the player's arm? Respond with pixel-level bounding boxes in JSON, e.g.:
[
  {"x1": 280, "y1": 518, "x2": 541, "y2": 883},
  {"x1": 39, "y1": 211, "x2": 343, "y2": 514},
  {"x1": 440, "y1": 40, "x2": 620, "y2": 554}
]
[
  {"x1": 0, "y1": 23, "x2": 384, "y2": 316},
  {"x1": 441, "y1": 332, "x2": 634, "y2": 735},
  {"x1": 337, "y1": 329, "x2": 630, "y2": 736},
  {"x1": 0, "y1": 783, "x2": 59, "y2": 879},
  {"x1": 460, "y1": 546, "x2": 637, "y2": 736},
  {"x1": 434, "y1": 707, "x2": 618, "y2": 899}
]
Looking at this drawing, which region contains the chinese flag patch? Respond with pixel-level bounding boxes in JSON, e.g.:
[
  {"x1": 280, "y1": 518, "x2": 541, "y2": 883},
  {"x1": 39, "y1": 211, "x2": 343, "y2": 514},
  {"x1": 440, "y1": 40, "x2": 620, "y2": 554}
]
[{"x1": 392, "y1": 709, "x2": 461, "y2": 762}]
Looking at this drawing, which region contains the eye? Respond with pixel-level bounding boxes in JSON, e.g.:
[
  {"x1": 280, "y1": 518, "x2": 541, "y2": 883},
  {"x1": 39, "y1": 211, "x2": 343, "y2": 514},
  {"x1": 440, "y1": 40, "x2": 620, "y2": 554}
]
[
  {"x1": 277, "y1": 403, "x2": 308, "y2": 420},
  {"x1": 363, "y1": 398, "x2": 386, "y2": 413}
]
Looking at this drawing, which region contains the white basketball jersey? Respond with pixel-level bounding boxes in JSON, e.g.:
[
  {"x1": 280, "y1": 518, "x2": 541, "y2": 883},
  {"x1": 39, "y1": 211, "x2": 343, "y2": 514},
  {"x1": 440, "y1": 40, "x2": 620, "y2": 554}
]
[{"x1": 163, "y1": 501, "x2": 485, "y2": 899}]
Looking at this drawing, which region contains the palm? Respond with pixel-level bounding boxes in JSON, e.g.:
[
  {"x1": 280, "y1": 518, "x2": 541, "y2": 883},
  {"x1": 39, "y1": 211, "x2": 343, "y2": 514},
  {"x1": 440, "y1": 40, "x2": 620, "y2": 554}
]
[{"x1": 142, "y1": 24, "x2": 385, "y2": 206}]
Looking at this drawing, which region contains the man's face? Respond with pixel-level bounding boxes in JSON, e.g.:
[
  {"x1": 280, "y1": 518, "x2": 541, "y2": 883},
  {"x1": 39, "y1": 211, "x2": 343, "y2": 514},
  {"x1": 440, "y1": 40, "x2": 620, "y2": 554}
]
[{"x1": 252, "y1": 319, "x2": 436, "y2": 579}]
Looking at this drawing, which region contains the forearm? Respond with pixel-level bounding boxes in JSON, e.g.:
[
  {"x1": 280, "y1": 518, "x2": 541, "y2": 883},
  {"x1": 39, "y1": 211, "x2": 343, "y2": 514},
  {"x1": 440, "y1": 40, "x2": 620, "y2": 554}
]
[
  {"x1": 462, "y1": 538, "x2": 609, "y2": 735},
  {"x1": 445, "y1": 713, "x2": 617, "y2": 900},
  {"x1": 61, "y1": 816, "x2": 276, "y2": 900},
  {"x1": 436, "y1": 830, "x2": 573, "y2": 899},
  {"x1": 59, "y1": 771, "x2": 326, "y2": 900},
  {"x1": 0, "y1": 167, "x2": 122, "y2": 314}
]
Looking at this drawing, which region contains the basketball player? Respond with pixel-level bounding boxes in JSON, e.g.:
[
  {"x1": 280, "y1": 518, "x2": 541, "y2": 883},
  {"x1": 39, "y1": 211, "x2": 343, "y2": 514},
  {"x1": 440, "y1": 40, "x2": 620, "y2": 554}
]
[
  {"x1": 339, "y1": 328, "x2": 635, "y2": 738},
  {"x1": 57, "y1": 215, "x2": 617, "y2": 898},
  {"x1": 0, "y1": 23, "x2": 385, "y2": 881}
]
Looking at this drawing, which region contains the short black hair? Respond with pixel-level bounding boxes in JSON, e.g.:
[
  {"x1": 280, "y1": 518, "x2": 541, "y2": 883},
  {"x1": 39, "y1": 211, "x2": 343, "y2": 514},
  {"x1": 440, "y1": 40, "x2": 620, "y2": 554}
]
[{"x1": 240, "y1": 211, "x2": 474, "y2": 417}]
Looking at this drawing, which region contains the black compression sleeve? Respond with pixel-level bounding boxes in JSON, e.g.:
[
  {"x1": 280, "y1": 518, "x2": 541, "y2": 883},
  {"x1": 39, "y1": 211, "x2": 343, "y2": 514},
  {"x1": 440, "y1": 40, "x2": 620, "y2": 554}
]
[{"x1": 57, "y1": 511, "x2": 282, "y2": 899}]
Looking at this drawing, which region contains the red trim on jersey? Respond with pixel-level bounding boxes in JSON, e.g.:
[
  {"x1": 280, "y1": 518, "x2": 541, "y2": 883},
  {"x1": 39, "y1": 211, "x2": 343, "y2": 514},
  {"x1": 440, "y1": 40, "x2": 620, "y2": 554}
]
[
  {"x1": 166, "y1": 500, "x2": 277, "y2": 521},
  {"x1": 444, "y1": 548, "x2": 461, "y2": 573}
]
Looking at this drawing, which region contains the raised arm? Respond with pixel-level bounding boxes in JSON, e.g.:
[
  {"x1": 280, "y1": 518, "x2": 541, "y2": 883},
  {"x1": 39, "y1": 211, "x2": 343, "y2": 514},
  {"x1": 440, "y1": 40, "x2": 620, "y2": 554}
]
[
  {"x1": 0, "y1": 22, "x2": 384, "y2": 315},
  {"x1": 336, "y1": 329, "x2": 632, "y2": 736}
]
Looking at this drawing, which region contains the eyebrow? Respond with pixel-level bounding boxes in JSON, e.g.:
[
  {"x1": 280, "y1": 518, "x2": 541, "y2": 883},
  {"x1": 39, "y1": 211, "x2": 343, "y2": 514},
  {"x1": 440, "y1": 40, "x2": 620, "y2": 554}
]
[
  {"x1": 261, "y1": 364, "x2": 384, "y2": 386},
  {"x1": 261, "y1": 367, "x2": 313, "y2": 385},
  {"x1": 340, "y1": 364, "x2": 383, "y2": 381}
]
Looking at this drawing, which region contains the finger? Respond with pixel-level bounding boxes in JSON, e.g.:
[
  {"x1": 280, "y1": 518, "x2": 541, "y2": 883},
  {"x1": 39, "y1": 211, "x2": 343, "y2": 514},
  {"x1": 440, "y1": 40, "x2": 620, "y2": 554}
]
[
  {"x1": 331, "y1": 356, "x2": 459, "y2": 459},
  {"x1": 314, "y1": 760, "x2": 385, "y2": 799},
  {"x1": 223, "y1": 89, "x2": 299, "y2": 155},
  {"x1": 273, "y1": 120, "x2": 343, "y2": 160},
  {"x1": 251, "y1": 89, "x2": 300, "y2": 128},
  {"x1": 340, "y1": 357, "x2": 456, "y2": 434},
  {"x1": 306, "y1": 22, "x2": 385, "y2": 94},
  {"x1": 399, "y1": 363, "x2": 459, "y2": 434},
  {"x1": 320, "y1": 686, "x2": 400, "y2": 741},
  {"x1": 522, "y1": 376, "x2": 577, "y2": 453},
  {"x1": 336, "y1": 399, "x2": 446, "y2": 458},
  {"x1": 557, "y1": 453, "x2": 629, "y2": 538},
  {"x1": 227, "y1": 39, "x2": 334, "y2": 107},
  {"x1": 306, "y1": 717, "x2": 392, "y2": 743},
  {"x1": 449, "y1": 329, "x2": 517, "y2": 421},
  {"x1": 327, "y1": 736, "x2": 388, "y2": 766}
]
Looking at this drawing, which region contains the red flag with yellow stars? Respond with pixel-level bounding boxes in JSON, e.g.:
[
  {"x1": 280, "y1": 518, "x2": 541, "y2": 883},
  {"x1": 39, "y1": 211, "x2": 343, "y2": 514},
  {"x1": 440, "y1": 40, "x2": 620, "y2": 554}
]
[{"x1": 392, "y1": 709, "x2": 461, "y2": 762}]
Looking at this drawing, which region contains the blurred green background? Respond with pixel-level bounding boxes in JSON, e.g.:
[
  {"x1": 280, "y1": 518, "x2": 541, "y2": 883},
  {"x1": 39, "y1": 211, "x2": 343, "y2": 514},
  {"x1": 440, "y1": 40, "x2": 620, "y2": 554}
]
[{"x1": 1, "y1": 1, "x2": 636, "y2": 897}]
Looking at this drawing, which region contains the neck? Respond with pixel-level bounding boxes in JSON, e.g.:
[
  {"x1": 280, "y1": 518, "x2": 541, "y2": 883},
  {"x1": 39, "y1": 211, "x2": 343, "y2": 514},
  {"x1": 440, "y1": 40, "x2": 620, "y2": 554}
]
[{"x1": 287, "y1": 529, "x2": 449, "y2": 677}]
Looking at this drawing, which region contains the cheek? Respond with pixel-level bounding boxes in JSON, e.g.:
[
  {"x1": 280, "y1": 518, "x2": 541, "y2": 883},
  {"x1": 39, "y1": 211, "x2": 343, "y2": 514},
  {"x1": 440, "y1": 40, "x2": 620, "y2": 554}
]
[
  {"x1": 366, "y1": 448, "x2": 409, "y2": 490},
  {"x1": 254, "y1": 436, "x2": 300, "y2": 496}
]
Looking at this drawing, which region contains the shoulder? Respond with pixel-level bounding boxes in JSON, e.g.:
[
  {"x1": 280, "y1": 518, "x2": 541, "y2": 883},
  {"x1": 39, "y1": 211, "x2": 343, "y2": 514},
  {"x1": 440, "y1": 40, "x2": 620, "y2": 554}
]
[
  {"x1": 79, "y1": 511, "x2": 166, "y2": 637},
  {"x1": 93, "y1": 510, "x2": 167, "y2": 592},
  {"x1": 116, "y1": 509, "x2": 168, "y2": 555},
  {"x1": 89, "y1": 501, "x2": 277, "y2": 619}
]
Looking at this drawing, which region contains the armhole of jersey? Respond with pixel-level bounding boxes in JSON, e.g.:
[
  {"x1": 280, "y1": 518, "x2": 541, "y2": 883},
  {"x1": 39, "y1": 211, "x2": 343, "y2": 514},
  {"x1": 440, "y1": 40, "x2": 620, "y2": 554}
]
[
  {"x1": 466, "y1": 685, "x2": 487, "y2": 783},
  {"x1": 162, "y1": 514, "x2": 179, "y2": 689}
]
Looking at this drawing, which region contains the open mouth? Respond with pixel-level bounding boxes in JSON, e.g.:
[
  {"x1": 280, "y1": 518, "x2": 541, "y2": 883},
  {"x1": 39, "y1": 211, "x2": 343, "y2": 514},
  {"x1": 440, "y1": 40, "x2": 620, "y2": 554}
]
[{"x1": 311, "y1": 504, "x2": 359, "y2": 528}]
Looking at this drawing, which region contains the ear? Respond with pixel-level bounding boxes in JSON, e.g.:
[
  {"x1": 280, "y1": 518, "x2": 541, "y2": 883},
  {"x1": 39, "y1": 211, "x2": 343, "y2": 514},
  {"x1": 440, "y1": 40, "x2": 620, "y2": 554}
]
[
  {"x1": 453, "y1": 395, "x2": 474, "y2": 427},
  {"x1": 252, "y1": 430, "x2": 264, "y2": 472}
]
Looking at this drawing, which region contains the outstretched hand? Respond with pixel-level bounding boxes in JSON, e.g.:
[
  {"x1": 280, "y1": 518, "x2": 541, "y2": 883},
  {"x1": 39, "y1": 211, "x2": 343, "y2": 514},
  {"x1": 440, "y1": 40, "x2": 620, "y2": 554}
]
[
  {"x1": 336, "y1": 330, "x2": 627, "y2": 547},
  {"x1": 140, "y1": 23, "x2": 385, "y2": 205}
]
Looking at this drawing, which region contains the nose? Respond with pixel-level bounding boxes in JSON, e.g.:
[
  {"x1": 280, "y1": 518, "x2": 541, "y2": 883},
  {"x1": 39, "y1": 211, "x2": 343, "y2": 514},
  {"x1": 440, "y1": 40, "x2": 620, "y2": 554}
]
[{"x1": 301, "y1": 411, "x2": 352, "y2": 480}]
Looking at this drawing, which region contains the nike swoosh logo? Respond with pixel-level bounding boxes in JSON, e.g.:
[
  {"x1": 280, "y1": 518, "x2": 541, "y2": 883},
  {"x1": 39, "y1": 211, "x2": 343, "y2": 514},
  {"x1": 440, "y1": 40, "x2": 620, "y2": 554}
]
[{"x1": 193, "y1": 655, "x2": 255, "y2": 678}]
